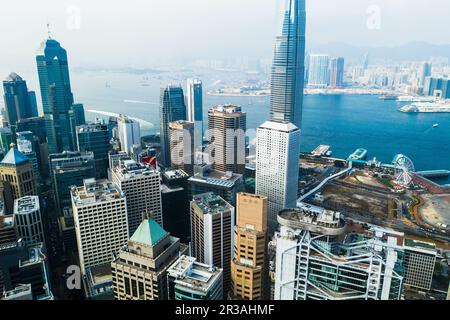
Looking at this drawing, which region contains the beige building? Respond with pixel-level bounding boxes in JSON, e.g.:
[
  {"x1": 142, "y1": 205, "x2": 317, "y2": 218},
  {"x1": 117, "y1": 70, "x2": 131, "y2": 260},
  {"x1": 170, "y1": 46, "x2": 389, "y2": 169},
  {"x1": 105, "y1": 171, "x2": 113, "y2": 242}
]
[
  {"x1": 71, "y1": 178, "x2": 129, "y2": 274},
  {"x1": 169, "y1": 120, "x2": 194, "y2": 175},
  {"x1": 190, "y1": 192, "x2": 235, "y2": 297},
  {"x1": 111, "y1": 218, "x2": 188, "y2": 300},
  {"x1": 111, "y1": 159, "x2": 162, "y2": 235},
  {"x1": 0, "y1": 145, "x2": 36, "y2": 206},
  {"x1": 230, "y1": 193, "x2": 269, "y2": 300},
  {"x1": 207, "y1": 105, "x2": 246, "y2": 175}
]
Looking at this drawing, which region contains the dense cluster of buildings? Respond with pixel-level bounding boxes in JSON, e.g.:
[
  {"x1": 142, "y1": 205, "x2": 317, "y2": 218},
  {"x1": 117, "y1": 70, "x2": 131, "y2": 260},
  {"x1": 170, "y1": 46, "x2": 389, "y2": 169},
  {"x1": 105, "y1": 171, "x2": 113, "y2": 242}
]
[{"x1": 0, "y1": 0, "x2": 448, "y2": 302}]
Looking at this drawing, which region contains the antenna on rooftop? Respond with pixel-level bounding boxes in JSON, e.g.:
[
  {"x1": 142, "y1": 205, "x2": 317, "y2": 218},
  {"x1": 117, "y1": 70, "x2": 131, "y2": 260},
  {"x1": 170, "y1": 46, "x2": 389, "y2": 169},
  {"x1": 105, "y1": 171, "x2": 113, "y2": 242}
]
[{"x1": 47, "y1": 23, "x2": 52, "y2": 39}]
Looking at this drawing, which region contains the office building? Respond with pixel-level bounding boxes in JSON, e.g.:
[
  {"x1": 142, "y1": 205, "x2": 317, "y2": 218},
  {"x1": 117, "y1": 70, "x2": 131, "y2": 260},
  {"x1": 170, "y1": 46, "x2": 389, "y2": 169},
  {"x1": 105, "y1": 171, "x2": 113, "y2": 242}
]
[
  {"x1": 167, "y1": 255, "x2": 223, "y2": 300},
  {"x1": 186, "y1": 79, "x2": 204, "y2": 152},
  {"x1": 423, "y1": 77, "x2": 450, "y2": 99},
  {"x1": 13, "y1": 196, "x2": 44, "y2": 244},
  {"x1": 0, "y1": 181, "x2": 14, "y2": 216},
  {"x1": 111, "y1": 159, "x2": 162, "y2": 234},
  {"x1": 3, "y1": 73, "x2": 38, "y2": 126},
  {"x1": 0, "y1": 145, "x2": 36, "y2": 201},
  {"x1": 0, "y1": 212, "x2": 16, "y2": 245},
  {"x1": 308, "y1": 54, "x2": 330, "y2": 88},
  {"x1": 190, "y1": 193, "x2": 235, "y2": 296},
  {"x1": 36, "y1": 37, "x2": 75, "y2": 153},
  {"x1": 0, "y1": 127, "x2": 14, "y2": 154},
  {"x1": 17, "y1": 138, "x2": 41, "y2": 190},
  {"x1": 188, "y1": 167, "x2": 244, "y2": 206},
  {"x1": 117, "y1": 115, "x2": 141, "y2": 156},
  {"x1": 0, "y1": 240, "x2": 53, "y2": 300},
  {"x1": 329, "y1": 57, "x2": 345, "y2": 88},
  {"x1": 71, "y1": 178, "x2": 129, "y2": 274},
  {"x1": 111, "y1": 218, "x2": 188, "y2": 300},
  {"x1": 82, "y1": 263, "x2": 114, "y2": 300},
  {"x1": 76, "y1": 121, "x2": 111, "y2": 179},
  {"x1": 255, "y1": 121, "x2": 300, "y2": 234},
  {"x1": 49, "y1": 151, "x2": 95, "y2": 216},
  {"x1": 169, "y1": 120, "x2": 194, "y2": 175},
  {"x1": 274, "y1": 204, "x2": 404, "y2": 300},
  {"x1": 403, "y1": 239, "x2": 437, "y2": 291},
  {"x1": 230, "y1": 193, "x2": 268, "y2": 300},
  {"x1": 269, "y1": 0, "x2": 306, "y2": 128},
  {"x1": 419, "y1": 62, "x2": 432, "y2": 87},
  {"x1": 161, "y1": 169, "x2": 190, "y2": 243},
  {"x1": 69, "y1": 103, "x2": 86, "y2": 148},
  {"x1": 159, "y1": 84, "x2": 186, "y2": 167}
]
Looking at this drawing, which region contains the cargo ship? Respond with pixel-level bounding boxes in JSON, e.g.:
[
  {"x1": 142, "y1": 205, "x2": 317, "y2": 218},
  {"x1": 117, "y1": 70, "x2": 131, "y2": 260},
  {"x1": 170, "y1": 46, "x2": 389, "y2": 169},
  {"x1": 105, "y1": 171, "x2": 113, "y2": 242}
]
[{"x1": 399, "y1": 100, "x2": 450, "y2": 113}]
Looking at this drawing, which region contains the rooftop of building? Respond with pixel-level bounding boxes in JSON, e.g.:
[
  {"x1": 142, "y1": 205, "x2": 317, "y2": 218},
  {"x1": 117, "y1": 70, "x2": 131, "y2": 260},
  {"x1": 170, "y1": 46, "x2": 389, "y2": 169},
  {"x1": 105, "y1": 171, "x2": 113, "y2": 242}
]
[
  {"x1": 167, "y1": 255, "x2": 222, "y2": 293},
  {"x1": 71, "y1": 178, "x2": 124, "y2": 206},
  {"x1": 259, "y1": 120, "x2": 299, "y2": 133},
  {"x1": 0, "y1": 212, "x2": 14, "y2": 229},
  {"x1": 404, "y1": 238, "x2": 437, "y2": 253},
  {"x1": 1, "y1": 145, "x2": 29, "y2": 166},
  {"x1": 208, "y1": 104, "x2": 245, "y2": 116},
  {"x1": 192, "y1": 193, "x2": 233, "y2": 215},
  {"x1": 14, "y1": 196, "x2": 39, "y2": 214},
  {"x1": 76, "y1": 123, "x2": 108, "y2": 133},
  {"x1": 130, "y1": 218, "x2": 168, "y2": 247},
  {"x1": 278, "y1": 203, "x2": 346, "y2": 236},
  {"x1": 189, "y1": 170, "x2": 243, "y2": 189},
  {"x1": 161, "y1": 184, "x2": 184, "y2": 194},
  {"x1": 4, "y1": 72, "x2": 23, "y2": 82},
  {"x1": 2, "y1": 284, "x2": 33, "y2": 300},
  {"x1": 112, "y1": 159, "x2": 158, "y2": 179},
  {"x1": 169, "y1": 120, "x2": 194, "y2": 129},
  {"x1": 163, "y1": 169, "x2": 189, "y2": 180}
]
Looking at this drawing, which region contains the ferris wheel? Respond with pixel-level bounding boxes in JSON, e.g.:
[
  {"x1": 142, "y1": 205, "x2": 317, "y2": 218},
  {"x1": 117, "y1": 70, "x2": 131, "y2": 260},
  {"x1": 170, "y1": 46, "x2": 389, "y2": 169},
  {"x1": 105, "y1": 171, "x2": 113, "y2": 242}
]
[{"x1": 393, "y1": 154, "x2": 415, "y2": 187}]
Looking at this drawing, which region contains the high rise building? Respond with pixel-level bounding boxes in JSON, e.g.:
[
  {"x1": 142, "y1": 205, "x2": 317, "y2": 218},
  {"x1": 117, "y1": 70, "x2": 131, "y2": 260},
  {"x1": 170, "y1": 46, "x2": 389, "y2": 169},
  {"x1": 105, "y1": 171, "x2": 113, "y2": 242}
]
[
  {"x1": 403, "y1": 239, "x2": 437, "y2": 291},
  {"x1": 274, "y1": 204, "x2": 404, "y2": 300},
  {"x1": 111, "y1": 218, "x2": 188, "y2": 300},
  {"x1": 117, "y1": 115, "x2": 141, "y2": 156},
  {"x1": 71, "y1": 178, "x2": 129, "y2": 274},
  {"x1": 423, "y1": 77, "x2": 450, "y2": 99},
  {"x1": 190, "y1": 193, "x2": 235, "y2": 296},
  {"x1": 76, "y1": 121, "x2": 111, "y2": 179},
  {"x1": 230, "y1": 193, "x2": 269, "y2": 300},
  {"x1": 17, "y1": 138, "x2": 41, "y2": 190},
  {"x1": 111, "y1": 159, "x2": 162, "y2": 234},
  {"x1": 418, "y1": 62, "x2": 432, "y2": 87},
  {"x1": 3, "y1": 73, "x2": 38, "y2": 126},
  {"x1": 69, "y1": 103, "x2": 86, "y2": 148},
  {"x1": 13, "y1": 196, "x2": 44, "y2": 244},
  {"x1": 186, "y1": 79, "x2": 204, "y2": 153},
  {"x1": 269, "y1": 0, "x2": 306, "y2": 128},
  {"x1": 159, "y1": 84, "x2": 186, "y2": 167},
  {"x1": 36, "y1": 38, "x2": 75, "y2": 153},
  {"x1": 0, "y1": 127, "x2": 14, "y2": 154},
  {"x1": 49, "y1": 151, "x2": 95, "y2": 216},
  {"x1": 207, "y1": 105, "x2": 246, "y2": 175},
  {"x1": 169, "y1": 120, "x2": 194, "y2": 175},
  {"x1": 308, "y1": 54, "x2": 330, "y2": 88},
  {"x1": 167, "y1": 255, "x2": 223, "y2": 300},
  {"x1": 329, "y1": 57, "x2": 345, "y2": 88},
  {"x1": 0, "y1": 213, "x2": 16, "y2": 245},
  {"x1": 255, "y1": 121, "x2": 300, "y2": 234},
  {"x1": 0, "y1": 145, "x2": 36, "y2": 202}
]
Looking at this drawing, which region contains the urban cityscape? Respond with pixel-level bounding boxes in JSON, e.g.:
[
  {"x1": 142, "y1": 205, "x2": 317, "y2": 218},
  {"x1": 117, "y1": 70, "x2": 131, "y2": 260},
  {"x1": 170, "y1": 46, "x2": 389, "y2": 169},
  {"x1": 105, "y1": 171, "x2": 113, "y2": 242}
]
[{"x1": 1, "y1": 0, "x2": 450, "y2": 306}]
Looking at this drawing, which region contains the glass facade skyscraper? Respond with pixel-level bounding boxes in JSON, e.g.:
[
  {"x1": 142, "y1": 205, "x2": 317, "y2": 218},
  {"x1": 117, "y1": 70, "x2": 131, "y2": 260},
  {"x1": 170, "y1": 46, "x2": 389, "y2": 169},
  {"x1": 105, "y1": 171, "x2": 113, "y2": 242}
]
[
  {"x1": 308, "y1": 54, "x2": 330, "y2": 88},
  {"x1": 3, "y1": 73, "x2": 38, "y2": 126},
  {"x1": 269, "y1": 0, "x2": 306, "y2": 129},
  {"x1": 186, "y1": 79, "x2": 204, "y2": 152},
  {"x1": 36, "y1": 38, "x2": 75, "y2": 154}
]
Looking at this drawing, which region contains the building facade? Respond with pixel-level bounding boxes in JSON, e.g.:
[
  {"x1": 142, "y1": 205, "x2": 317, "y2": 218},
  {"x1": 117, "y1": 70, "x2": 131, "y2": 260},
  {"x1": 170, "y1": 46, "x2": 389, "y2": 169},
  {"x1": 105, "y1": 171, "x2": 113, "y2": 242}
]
[
  {"x1": 186, "y1": 79, "x2": 204, "y2": 152},
  {"x1": 117, "y1": 115, "x2": 141, "y2": 156},
  {"x1": 13, "y1": 196, "x2": 44, "y2": 244},
  {"x1": 329, "y1": 57, "x2": 345, "y2": 88},
  {"x1": 169, "y1": 120, "x2": 194, "y2": 175},
  {"x1": 403, "y1": 239, "x2": 437, "y2": 291},
  {"x1": 3, "y1": 73, "x2": 38, "y2": 126}
]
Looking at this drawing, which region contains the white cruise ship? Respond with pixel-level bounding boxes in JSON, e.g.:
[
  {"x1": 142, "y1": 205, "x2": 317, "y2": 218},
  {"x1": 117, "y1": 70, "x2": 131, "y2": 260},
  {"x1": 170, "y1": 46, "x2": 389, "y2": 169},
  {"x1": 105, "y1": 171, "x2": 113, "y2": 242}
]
[
  {"x1": 400, "y1": 100, "x2": 450, "y2": 113},
  {"x1": 397, "y1": 95, "x2": 436, "y2": 103}
]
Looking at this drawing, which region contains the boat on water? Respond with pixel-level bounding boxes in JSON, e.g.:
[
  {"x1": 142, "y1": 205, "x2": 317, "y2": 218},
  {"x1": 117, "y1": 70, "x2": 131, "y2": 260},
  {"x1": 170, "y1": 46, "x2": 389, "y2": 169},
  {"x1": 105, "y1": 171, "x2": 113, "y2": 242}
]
[
  {"x1": 399, "y1": 100, "x2": 450, "y2": 113},
  {"x1": 433, "y1": 124, "x2": 439, "y2": 128},
  {"x1": 378, "y1": 94, "x2": 398, "y2": 101},
  {"x1": 397, "y1": 95, "x2": 436, "y2": 103}
]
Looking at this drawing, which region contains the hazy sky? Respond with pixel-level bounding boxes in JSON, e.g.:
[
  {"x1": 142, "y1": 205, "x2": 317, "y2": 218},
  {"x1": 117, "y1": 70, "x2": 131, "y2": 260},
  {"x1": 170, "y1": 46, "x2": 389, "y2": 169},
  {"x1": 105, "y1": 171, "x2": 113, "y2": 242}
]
[{"x1": 1, "y1": 0, "x2": 450, "y2": 70}]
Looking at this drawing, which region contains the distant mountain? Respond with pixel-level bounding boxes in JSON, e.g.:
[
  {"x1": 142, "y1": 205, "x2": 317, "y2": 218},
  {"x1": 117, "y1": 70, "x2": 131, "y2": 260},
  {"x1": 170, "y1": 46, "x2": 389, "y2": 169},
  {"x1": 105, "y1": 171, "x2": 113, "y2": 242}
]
[{"x1": 307, "y1": 41, "x2": 450, "y2": 63}]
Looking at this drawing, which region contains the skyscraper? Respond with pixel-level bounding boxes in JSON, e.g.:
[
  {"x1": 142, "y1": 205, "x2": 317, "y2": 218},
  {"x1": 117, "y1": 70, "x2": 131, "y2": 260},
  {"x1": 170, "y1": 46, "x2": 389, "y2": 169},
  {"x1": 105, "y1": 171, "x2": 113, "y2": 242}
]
[
  {"x1": 36, "y1": 38, "x2": 75, "y2": 154},
  {"x1": 169, "y1": 120, "x2": 194, "y2": 175},
  {"x1": 111, "y1": 159, "x2": 163, "y2": 234},
  {"x1": 117, "y1": 115, "x2": 141, "y2": 156},
  {"x1": 255, "y1": 121, "x2": 300, "y2": 234},
  {"x1": 69, "y1": 103, "x2": 86, "y2": 148},
  {"x1": 230, "y1": 193, "x2": 269, "y2": 300},
  {"x1": 329, "y1": 57, "x2": 345, "y2": 88},
  {"x1": 190, "y1": 193, "x2": 235, "y2": 297},
  {"x1": 419, "y1": 62, "x2": 432, "y2": 87},
  {"x1": 71, "y1": 178, "x2": 129, "y2": 274},
  {"x1": 186, "y1": 79, "x2": 204, "y2": 152},
  {"x1": 159, "y1": 84, "x2": 186, "y2": 167},
  {"x1": 13, "y1": 196, "x2": 45, "y2": 244},
  {"x1": 3, "y1": 73, "x2": 38, "y2": 126},
  {"x1": 207, "y1": 105, "x2": 246, "y2": 175},
  {"x1": 308, "y1": 54, "x2": 330, "y2": 88},
  {"x1": 269, "y1": 0, "x2": 306, "y2": 128},
  {"x1": 111, "y1": 218, "x2": 188, "y2": 300}
]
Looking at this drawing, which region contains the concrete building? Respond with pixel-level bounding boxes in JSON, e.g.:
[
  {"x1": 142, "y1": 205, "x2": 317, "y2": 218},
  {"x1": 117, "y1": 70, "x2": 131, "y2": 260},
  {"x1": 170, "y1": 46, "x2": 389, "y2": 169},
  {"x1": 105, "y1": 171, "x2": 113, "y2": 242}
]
[
  {"x1": 403, "y1": 239, "x2": 437, "y2": 291},
  {"x1": 13, "y1": 196, "x2": 44, "y2": 244},
  {"x1": 169, "y1": 120, "x2": 194, "y2": 175},
  {"x1": 83, "y1": 263, "x2": 114, "y2": 300},
  {"x1": 274, "y1": 204, "x2": 404, "y2": 300},
  {"x1": 230, "y1": 193, "x2": 269, "y2": 300},
  {"x1": 0, "y1": 212, "x2": 16, "y2": 245},
  {"x1": 329, "y1": 57, "x2": 345, "y2": 88},
  {"x1": 167, "y1": 255, "x2": 223, "y2": 300},
  {"x1": 111, "y1": 159, "x2": 162, "y2": 234},
  {"x1": 190, "y1": 193, "x2": 235, "y2": 296},
  {"x1": 255, "y1": 121, "x2": 300, "y2": 234},
  {"x1": 71, "y1": 178, "x2": 129, "y2": 274},
  {"x1": 207, "y1": 105, "x2": 246, "y2": 175},
  {"x1": 308, "y1": 54, "x2": 330, "y2": 88},
  {"x1": 117, "y1": 115, "x2": 141, "y2": 156},
  {"x1": 111, "y1": 218, "x2": 188, "y2": 300}
]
